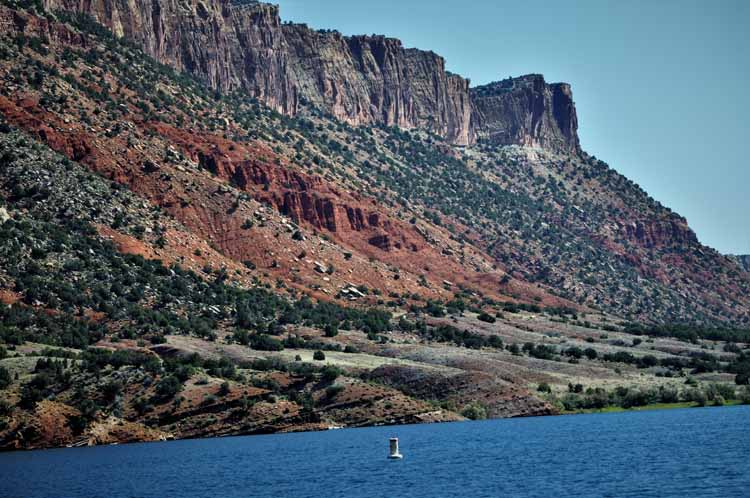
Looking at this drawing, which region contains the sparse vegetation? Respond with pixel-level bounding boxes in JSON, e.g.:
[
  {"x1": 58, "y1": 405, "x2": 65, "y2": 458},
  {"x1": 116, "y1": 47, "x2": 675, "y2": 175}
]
[
  {"x1": 461, "y1": 402, "x2": 487, "y2": 420},
  {"x1": 0, "y1": 3, "x2": 747, "y2": 453}
]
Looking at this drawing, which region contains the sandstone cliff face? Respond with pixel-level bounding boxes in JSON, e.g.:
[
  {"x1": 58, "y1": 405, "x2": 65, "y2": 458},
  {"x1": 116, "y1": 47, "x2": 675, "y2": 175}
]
[
  {"x1": 622, "y1": 217, "x2": 697, "y2": 250},
  {"x1": 470, "y1": 75, "x2": 580, "y2": 153},
  {"x1": 283, "y1": 28, "x2": 474, "y2": 145},
  {"x1": 43, "y1": 0, "x2": 297, "y2": 113},
  {"x1": 731, "y1": 255, "x2": 750, "y2": 273},
  {"x1": 42, "y1": 0, "x2": 576, "y2": 150}
]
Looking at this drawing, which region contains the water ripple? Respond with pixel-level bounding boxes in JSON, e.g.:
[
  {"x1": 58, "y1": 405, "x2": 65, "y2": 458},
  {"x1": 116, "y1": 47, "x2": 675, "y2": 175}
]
[{"x1": 1, "y1": 406, "x2": 749, "y2": 498}]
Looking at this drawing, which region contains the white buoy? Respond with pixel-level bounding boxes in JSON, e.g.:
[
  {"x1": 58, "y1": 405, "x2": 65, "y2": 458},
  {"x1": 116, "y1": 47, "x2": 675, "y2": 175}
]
[{"x1": 388, "y1": 437, "x2": 403, "y2": 459}]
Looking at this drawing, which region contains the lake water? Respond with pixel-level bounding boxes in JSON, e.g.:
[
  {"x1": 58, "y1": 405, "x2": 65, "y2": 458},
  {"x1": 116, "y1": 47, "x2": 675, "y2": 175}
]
[{"x1": 1, "y1": 406, "x2": 749, "y2": 498}]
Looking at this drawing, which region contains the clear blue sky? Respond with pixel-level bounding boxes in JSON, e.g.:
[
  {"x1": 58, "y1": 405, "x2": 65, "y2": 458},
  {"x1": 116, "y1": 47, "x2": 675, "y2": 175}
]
[{"x1": 275, "y1": 0, "x2": 749, "y2": 255}]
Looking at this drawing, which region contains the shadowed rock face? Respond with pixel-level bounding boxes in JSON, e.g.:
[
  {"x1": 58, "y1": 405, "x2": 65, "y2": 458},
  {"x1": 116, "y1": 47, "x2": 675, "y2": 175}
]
[
  {"x1": 470, "y1": 75, "x2": 580, "y2": 153},
  {"x1": 282, "y1": 28, "x2": 474, "y2": 145},
  {"x1": 43, "y1": 0, "x2": 297, "y2": 113},
  {"x1": 41, "y1": 0, "x2": 577, "y2": 150},
  {"x1": 732, "y1": 255, "x2": 750, "y2": 273}
]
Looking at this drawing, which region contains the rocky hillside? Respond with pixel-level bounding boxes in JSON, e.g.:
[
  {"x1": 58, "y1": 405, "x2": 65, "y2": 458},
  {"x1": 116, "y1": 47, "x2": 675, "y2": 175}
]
[
  {"x1": 1, "y1": 129, "x2": 747, "y2": 452},
  {"x1": 0, "y1": 0, "x2": 749, "y2": 451},
  {"x1": 1, "y1": 0, "x2": 747, "y2": 325}
]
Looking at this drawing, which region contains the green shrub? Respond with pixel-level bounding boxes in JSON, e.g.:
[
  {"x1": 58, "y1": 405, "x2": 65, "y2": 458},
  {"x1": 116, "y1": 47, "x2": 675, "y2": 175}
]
[
  {"x1": 658, "y1": 386, "x2": 679, "y2": 404},
  {"x1": 67, "y1": 415, "x2": 88, "y2": 435},
  {"x1": 321, "y1": 365, "x2": 341, "y2": 382},
  {"x1": 77, "y1": 399, "x2": 100, "y2": 420},
  {"x1": 735, "y1": 369, "x2": 750, "y2": 386},
  {"x1": 101, "y1": 380, "x2": 122, "y2": 403},
  {"x1": 507, "y1": 343, "x2": 521, "y2": 355},
  {"x1": 524, "y1": 343, "x2": 556, "y2": 360},
  {"x1": 568, "y1": 383, "x2": 584, "y2": 394},
  {"x1": 325, "y1": 384, "x2": 345, "y2": 399},
  {"x1": 0, "y1": 399, "x2": 12, "y2": 416},
  {"x1": 19, "y1": 373, "x2": 53, "y2": 408},
  {"x1": 423, "y1": 301, "x2": 445, "y2": 317},
  {"x1": 461, "y1": 402, "x2": 487, "y2": 420},
  {"x1": 564, "y1": 347, "x2": 584, "y2": 359},
  {"x1": 324, "y1": 323, "x2": 338, "y2": 337},
  {"x1": 421, "y1": 324, "x2": 503, "y2": 350},
  {"x1": 685, "y1": 388, "x2": 708, "y2": 407},
  {"x1": 132, "y1": 397, "x2": 153, "y2": 415},
  {"x1": 250, "y1": 334, "x2": 284, "y2": 352},
  {"x1": 313, "y1": 350, "x2": 325, "y2": 361},
  {"x1": 0, "y1": 366, "x2": 11, "y2": 389},
  {"x1": 155, "y1": 375, "x2": 182, "y2": 400}
]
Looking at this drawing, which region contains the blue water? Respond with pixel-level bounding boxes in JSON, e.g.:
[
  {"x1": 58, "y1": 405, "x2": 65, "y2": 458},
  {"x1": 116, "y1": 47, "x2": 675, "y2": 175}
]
[{"x1": 1, "y1": 406, "x2": 749, "y2": 498}]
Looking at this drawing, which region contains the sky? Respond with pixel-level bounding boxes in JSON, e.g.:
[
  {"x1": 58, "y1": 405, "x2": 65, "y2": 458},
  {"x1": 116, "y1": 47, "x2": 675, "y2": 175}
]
[{"x1": 274, "y1": 0, "x2": 750, "y2": 255}]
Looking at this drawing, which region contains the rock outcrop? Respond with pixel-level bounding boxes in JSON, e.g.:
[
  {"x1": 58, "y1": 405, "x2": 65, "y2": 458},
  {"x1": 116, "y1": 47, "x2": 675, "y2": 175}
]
[
  {"x1": 622, "y1": 217, "x2": 698, "y2": 250},
  {"x1": 282, "y1": 28, "x2": 474, "y2": 145},
  {"x1": 42, "y1": 0, "x2": 576, "y2": 150},
  {"x1": 731, "y1": 255, "x2": 750, "y2": 273},
  {"x1": 43, "y1": 0, "x2": 297, "y2": 113},
  {"x1": 470, "y1": 75, "x2": 580, "y2": 153},
  {"x1": 0, "y1": 5, "x2": 86, "y2": 46}
]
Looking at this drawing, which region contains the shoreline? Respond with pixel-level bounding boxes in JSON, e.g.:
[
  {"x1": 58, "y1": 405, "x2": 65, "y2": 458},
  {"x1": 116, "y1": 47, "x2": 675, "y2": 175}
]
[
  {"x1": 4, "y1": 401, "x2": 747, "y2": 454},
  {"x1": 561, "y1": 399, "x2": 744, "y2": 416}
]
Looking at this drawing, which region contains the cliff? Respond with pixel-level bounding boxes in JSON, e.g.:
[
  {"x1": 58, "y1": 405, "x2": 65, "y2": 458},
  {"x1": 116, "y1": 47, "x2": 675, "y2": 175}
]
[
  {"x1": 622, "y1": 216, "x2": 698, "y2": 250},
  {"x1": 731, "y1": 255, "x2": 750, "y2": 273},
  {"x1": 43, "y1": 0, "x2": 297, "y2": 113},
  {"x1": 41, "y1": 0, "x2": 575, "y2": 150},
  {"x1": 470, "y1": 75, "x2": 580, "y2": 153},
  {"x1": 282, "y1": 27, "x2": 474, "y2": 145}
]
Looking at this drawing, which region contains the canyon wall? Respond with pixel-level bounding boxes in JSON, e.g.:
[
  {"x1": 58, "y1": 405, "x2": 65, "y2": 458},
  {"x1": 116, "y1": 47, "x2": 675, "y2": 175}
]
[
  {"x1": 731, "y1": 255, "x2": 750, "y2": 273},
  {"x1": 43, "y1": 0, "x2": 297, "y2": 113},
  {"x1": 43, "y1": 0, "x2": 578, "y2": 151},
  {"x1": 282, "y1": 27, "x2": 474, "y2": 145}
]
